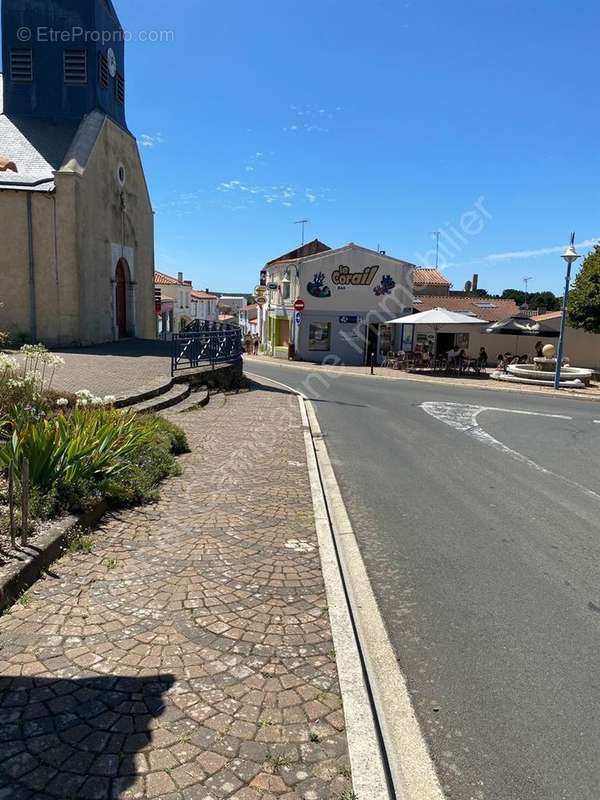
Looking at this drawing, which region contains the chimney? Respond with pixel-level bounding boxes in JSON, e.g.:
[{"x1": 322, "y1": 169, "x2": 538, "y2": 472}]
[
  {"x1": 177, "y1": 272, "x2": 184, "y2": 283},
  {"x1": 472, "y1": 274, "x2": 479, "y2": 293}
]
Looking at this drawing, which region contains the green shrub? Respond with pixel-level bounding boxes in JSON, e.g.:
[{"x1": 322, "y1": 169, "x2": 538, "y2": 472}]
[
  {"x1": 106, "y1": 415, "x2": 188, "y2": 505},
  {"x1": 0, "y1": 408, "x2": 188, "y2": 519},
  {"x1": 0, "y1": 408, "x2": 149, "y2": 489}
]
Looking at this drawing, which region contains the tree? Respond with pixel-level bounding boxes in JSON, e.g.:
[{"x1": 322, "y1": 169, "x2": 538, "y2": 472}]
[
  {"x1": 502, "y1": 288, "x2": 526, "y2": 305},
  {"x1": 530, "y1": 291, "x2": 560, "y2": 312},
  {"x1": 501, "y1": 288, "x2": 560, "y2": 312},
  {"x1": 568, "y1": 244, "x2": 600, "y2": 333}
]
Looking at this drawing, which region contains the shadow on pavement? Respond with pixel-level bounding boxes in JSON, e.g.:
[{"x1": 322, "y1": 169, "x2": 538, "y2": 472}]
[
  {"x1": 50, "y1": 339, "x2": 173, "y2": 359},
  {"x1": 0, "y1": 673, "x2": 174, "y2": 800}
]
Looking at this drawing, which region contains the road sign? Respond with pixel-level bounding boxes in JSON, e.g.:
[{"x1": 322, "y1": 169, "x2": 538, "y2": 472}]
[
  {"x1": 267, "y1": 282, "x2": 278, "y2": 291},
  {"x1": 293, "y1": 298, "x2": 305, "y2": 312},
  {"x1": 339, "y1": 315, "x2": 358, "y2": 324},
  {"x1": 295, "y1": 311, "x2": 303, "y2": 325},
  {"x1": 256, "y1": 295, "x2": 267, "y2": 306},
  {"x1": 254, "y1": 286, "x2": 266, "y2": 296}
]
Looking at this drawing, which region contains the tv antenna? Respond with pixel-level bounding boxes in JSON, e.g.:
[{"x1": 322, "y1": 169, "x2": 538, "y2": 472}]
[
  {"x1": 523, "y1": 276, "x2": 533, "y2": 307},
  {"x1": 295, "y1": 219, "x2": 309, "y2": 246}
]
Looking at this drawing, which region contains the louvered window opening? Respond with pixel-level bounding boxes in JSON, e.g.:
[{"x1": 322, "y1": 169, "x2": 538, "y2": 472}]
[
  {"x1": 116, "y1": 73, "x2": 125, "y2": 103},
  {"x1": 99, "y1": 53, "x2": 109, "y2": 88},
  {"x1": 10, "y1": 50, "x2": 33, "y2": 82},
  {"x1": 64, "y1": 50, "x2": 87, "y2": 85}
]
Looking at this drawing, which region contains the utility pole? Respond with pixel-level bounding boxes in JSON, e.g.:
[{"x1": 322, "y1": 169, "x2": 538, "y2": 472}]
[{"x1": 295, "y1": 219, "x2": 309, "y2": 246}]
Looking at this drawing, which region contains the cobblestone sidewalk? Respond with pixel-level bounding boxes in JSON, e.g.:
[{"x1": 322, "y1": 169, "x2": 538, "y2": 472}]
[{"x1": 0, "y1": 387, "x2": 353, "y2": 800}]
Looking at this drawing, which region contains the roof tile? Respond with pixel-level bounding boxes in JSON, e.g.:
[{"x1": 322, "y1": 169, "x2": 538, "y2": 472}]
[
  {"x1": 414, "y1": 268, "x2": 451, "y2": 287},
  {"x1": 413, "y1": 295, "x2": 520, "y2": 321}
]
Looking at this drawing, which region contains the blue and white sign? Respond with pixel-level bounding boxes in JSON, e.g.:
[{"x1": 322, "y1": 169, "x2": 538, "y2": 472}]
[
  {"x1": 295, "y1": 311, "x2": 303, "y2": 325},
  {"x1": 339, "y1": 315, "x2": 358, "y2": 324}
]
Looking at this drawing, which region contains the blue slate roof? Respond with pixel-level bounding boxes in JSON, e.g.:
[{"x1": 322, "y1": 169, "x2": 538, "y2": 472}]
[{"x1": 0, "y1": 75, "x2": 79, "y2": 191}]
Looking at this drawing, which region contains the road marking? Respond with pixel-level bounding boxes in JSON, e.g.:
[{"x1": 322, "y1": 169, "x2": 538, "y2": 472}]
[
  {"x1": 250, "y1": 370, "x2": 445, "y2": 800},
  {"x1": 421, "y1": 401, "x2": 600, "y2": 502},
  {"x1": 594, "y1": 420, "x2": 600, "y2": 424}
]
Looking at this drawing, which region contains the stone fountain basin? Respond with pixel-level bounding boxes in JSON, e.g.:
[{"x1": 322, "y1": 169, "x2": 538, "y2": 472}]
[
  {"x1": 490, "y1": 363, "x2": 594, "y2": 388},
  {"x1": 507, "y1": 364, "x2": 593, "y2": 383}
]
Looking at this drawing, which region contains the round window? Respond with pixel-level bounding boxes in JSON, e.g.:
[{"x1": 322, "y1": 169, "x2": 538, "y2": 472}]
[{"x1": 117, "y1": 164, "x2": 126, "y2": 187}]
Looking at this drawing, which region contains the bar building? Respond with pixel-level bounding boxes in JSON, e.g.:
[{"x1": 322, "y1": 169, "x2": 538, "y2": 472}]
[{"x1": 260, "y1": 241, "x2": 415, "y2": 365}]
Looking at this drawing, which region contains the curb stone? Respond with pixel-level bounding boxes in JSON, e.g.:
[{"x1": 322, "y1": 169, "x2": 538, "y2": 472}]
[{"x1": 0, "y1": 500, "x2": 108, "y2": 612}]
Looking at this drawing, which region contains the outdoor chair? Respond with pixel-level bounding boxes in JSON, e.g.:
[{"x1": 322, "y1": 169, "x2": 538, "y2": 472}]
[{"x1": 381, "y1": 351, "x2": 396, "y2": 368}]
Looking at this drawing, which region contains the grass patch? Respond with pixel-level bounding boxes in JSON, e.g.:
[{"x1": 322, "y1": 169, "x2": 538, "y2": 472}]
[
  {"x1": 265, "y1": 752, "x2": 292, "y2": 772},
  {"x1": 67, "y1": 533, "x2": 95, "y2": 554}
]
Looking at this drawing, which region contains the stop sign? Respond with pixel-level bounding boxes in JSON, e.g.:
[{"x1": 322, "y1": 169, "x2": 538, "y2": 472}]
[{"x1": 293, "y1": 298, "x2": 305, "y2": 312}]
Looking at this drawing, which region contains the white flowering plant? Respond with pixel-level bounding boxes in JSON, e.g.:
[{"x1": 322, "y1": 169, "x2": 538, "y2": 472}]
[{"x1": 0, "y1": 343, "x2": 70, "y2": 420}]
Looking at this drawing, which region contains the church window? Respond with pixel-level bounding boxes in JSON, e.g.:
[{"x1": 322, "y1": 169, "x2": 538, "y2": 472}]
[
  {"x1": 99, "y1": 53, "x2": 110, "y2": 88},
  {"x1": 116, "y1": 73, "x2": 125, "y2": 103},
  {"x1": 10, "y1": 49, "x2": 33, "y2": 82},
  {"x1": 64, "y1": 50, "x2": 87, "y2": 84}
]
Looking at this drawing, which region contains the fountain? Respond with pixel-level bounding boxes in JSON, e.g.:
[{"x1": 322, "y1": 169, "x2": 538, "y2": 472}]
[{"x1": 492, "y1": 344, "x2": 593, "y2": 388}]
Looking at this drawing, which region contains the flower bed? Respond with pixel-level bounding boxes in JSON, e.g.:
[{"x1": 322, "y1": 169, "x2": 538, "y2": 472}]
[{"x1": 0, "y1": 345, "x2": 188, "y2": 557}]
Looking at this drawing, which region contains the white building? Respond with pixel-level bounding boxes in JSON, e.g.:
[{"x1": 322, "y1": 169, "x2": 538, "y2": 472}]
[
  {"x1": 155, "y1": 271, "x2": 193, "y2": 335},
  {"x1": 218, "y1": 296, "x2": 247, "y2": 324},
  {"x1": 191, "y1": 290, "x2": 219, "y2": 323},
  {"x1": 261, "y1": 242, "x2": 414, "y2": 364},
  {"x1": 239, "y1": 304, "x2": 258, "y2": 334}
]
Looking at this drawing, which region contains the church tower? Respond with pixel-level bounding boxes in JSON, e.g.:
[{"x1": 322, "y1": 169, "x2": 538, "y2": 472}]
[
  {"x1": 2, "y1": 0, "x2": 127, "y2": 128},
  {"x1": 0, "y1": 0, "x2": 155, "y2": 346}
]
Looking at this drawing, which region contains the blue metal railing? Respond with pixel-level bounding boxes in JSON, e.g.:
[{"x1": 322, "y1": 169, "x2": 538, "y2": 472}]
[{"x1": 171, "y1": 320, "x2": 243, "y2": 375}]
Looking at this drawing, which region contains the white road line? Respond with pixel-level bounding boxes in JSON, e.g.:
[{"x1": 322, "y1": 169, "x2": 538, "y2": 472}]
[
  {"x1": 251, "y1": 369, "x2": 445, "y2": 800},
  {"x1": 421, "y1": 401, "x2": 600, "y2": 502}
]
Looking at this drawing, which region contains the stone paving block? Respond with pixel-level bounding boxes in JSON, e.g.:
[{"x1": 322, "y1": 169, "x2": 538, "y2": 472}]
[{"x1": 0, "y1": 389, "x2": 353, "y2": 798}]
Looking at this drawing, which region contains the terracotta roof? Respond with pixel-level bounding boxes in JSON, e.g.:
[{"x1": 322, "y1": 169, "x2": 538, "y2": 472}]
[
  {"x1": 267, "y1": 238, "x2": 331, "y2": 266},
  {"x1": 414, "y1": 268, "x2": 451, "y2": 287},
  {"x1": 0, "y1": 157, "x2": 17, "y2": 172},
  {"x1": 155, "y1": 271, "x2": 182, "y2": 286},
  {"x1": 191, "y1": 290, "x2": 218, "y2": 300},
  {"x1": 412, "y1": 295, "x2": 520, "y2": 322},
  {"x1": 531, "y1": 311, "x2": 561, "y2": 321}
]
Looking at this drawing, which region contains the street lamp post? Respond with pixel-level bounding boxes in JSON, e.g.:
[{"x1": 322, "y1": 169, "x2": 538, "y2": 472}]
[{"x1": 554, "y1": 233, "x2": 581, "y2": 390}]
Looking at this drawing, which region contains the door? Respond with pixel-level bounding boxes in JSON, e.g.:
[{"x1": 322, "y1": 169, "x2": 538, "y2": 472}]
[
  {"x1": 436, "y1": 332, "x2": 455, "y2": 357},
  {"x1": 277, "y1": 318, "x2": 290, "y2": 346},
  {"x1": 115, "y1": 260, "x2": 128, "y2": 338}
]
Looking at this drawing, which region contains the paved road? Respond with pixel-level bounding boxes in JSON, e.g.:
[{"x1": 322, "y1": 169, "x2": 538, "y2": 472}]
[{"x1": 245, "y1": 360, "x2": 600, "y2": 800}]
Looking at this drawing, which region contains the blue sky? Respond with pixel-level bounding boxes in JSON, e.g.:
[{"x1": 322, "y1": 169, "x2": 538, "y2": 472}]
[{"x1": 120, "y1": 0, "x2": 599, "y2": 295}]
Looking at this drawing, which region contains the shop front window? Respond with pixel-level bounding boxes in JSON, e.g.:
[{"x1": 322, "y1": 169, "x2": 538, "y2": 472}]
[{"x1": 308, "y1": 322, "x2": 331, "y2": 351}]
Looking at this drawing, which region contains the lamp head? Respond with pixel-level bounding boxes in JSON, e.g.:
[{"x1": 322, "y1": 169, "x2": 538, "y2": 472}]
[{"x1": 561, "y1": 233, "x2": 580, "y2": 265}]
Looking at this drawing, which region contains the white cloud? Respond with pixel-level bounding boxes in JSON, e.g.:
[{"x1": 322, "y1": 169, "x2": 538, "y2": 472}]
[
  {"x1": 486, "y1": 239, "x2": 598, "y2": 262},
  {"x1": 214, "y1": 179, "x2": 333, "y2": 209},
  {"x1": 139, "y1": 132, "x2": 165, "y2": 148},
  {"x1": 283, "y1": 104, "x2": 341, "y2": 133}
]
